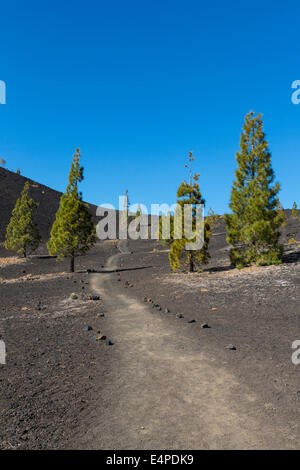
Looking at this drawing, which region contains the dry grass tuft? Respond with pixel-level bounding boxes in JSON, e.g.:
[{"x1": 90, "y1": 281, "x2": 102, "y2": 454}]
[
  {"x1": 0, "y1": 257, "x2": 26, "y2": 267},
  {"x1": 1, "y1": 272, "x2": 69, "y2": 284}
]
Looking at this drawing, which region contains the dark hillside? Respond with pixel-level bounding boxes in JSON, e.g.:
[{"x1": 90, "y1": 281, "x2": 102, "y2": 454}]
[{"x1": 0, "y1": 168, "x2": 98, "y2": 241}]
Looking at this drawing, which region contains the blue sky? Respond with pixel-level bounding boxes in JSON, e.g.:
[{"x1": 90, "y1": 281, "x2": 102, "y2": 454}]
[{"x1": 0, "y1": 0, "x2": 300, "y2": 214}]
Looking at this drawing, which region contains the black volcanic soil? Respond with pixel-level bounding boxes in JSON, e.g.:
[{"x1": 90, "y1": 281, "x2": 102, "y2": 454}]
[
  {"x1": 0, "y1": 243, "x2": 115, "y2": 449},
  {"x1": 0, "y1": 214, "x2": 300, "y2": 449},
  {"x1": 113, "y1": 242, "x2": 300, "y2": 448}
]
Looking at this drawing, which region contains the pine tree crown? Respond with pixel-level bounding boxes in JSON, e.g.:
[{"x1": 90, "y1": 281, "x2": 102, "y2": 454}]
[{"x1": 5, "y1": 181, "x2": 41, "y2": 256}]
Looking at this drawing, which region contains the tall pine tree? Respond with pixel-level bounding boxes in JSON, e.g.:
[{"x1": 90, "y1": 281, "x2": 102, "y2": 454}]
[
  {"x1": 47, "y1": 149, "x2": 96, "y2": 272},
  {"x1": 292, "y1": 202, "x2": 299, "y2": 218},
  {"x1": 168, "y1": 153, "x2": 211, "y2": 272},
  {"x1": 5, "y1": 181, "x2": 41, "y2": 257},
  {"x1": 225, "y1": 112, "x2": 283, "y2": 267}
]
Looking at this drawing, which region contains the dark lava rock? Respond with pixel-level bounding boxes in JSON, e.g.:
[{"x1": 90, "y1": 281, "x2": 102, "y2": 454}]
[
  {"x1": 92, "y1": 334, "x2": 106, "y2": 341},
  {"x1": 188, "y1": 319, "x2": 196, "y2": 323},
  {"x1": 88, "y1": 295, "x2": 100, "y2": 301},
  {"x1": 83, "y1": 325, "x2": 93, "y2": 331},
  {"x1": 200, "y1": 323, "x2": 210, "y2": 328},
  {"x1": 94, "y1": 334, "x2": 106, "y2": 341},
  {"x1": 225, "y1": 344, "x2": 236, "y2": 350}
]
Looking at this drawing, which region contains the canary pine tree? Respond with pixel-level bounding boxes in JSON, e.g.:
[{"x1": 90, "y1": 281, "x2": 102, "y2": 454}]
[
  {"x1": 135, "y1": 204, "x2": 141, "y2": 219},
  {"x1": 225, "y1": 112, "x2": 284, "y2": 268},
  {"x1": 5, "y1": 181, "x2": 41, "y2": 257},
  {"x1": 47, "y1": 149, "x2": 96, "y2": 272},
  {"x1": 168, "y1": 153, "x2": 211, "y2": 272},
  {"x1": 292, "y1": 202, "x2": 299, "y2": 218},
  {"x1": 134, "y1": 204, "x2": 142, "y2": 233}
]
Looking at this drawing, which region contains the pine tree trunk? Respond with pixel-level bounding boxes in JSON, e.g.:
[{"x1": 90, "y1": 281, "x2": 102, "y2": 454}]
[
  {"x1": 70, "y1": 255, "x2": 75, "y2": 273},
  {"x1": 189, "y1": 255, "x2": 194, "y2": 272}
]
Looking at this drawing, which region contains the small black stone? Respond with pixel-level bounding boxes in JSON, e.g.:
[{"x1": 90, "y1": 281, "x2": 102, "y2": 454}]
[
  {"x1": 83, "y1": 325, "x2": 93, "y2": 331},
  {"x1": 89, "y1": 295, "x2": 100, "y2": 301},
  {"x1": 225, "y1": 344, "x2": 236, "y2": 350}
]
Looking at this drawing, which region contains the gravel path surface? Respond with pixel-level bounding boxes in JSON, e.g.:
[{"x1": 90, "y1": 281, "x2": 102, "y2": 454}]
[{"x1": 73, "y1": 240, "x2": 299, "y2": 449}]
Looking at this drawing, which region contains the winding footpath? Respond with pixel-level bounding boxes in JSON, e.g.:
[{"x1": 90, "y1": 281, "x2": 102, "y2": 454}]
[{"x1": 78, "y1": 241, "x2": 289, "y2": 449}]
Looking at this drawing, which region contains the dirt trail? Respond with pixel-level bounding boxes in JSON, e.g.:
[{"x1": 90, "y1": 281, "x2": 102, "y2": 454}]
[{"x1": 81, "y1": 241, "x2": 290, "y2": 450}]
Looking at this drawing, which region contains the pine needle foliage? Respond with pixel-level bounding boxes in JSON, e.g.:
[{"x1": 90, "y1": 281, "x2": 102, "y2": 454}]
[
  {"x1": 169, "y1": 175, "x2": 211, "y2": 272},
  {"x1": 225, "y1": 112, "x2": 284, "y2": 268},
  {"x1": 5, "y1": 181, "x2": 41, "y2": 257},
  {"x1": 292, "y1": 202, "x2": 299, "y2": 219}
]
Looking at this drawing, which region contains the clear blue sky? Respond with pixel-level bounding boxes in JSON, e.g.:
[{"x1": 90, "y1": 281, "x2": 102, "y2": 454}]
[{"x1": 1, "y1": 0, "x2": 300, "y2": 214}]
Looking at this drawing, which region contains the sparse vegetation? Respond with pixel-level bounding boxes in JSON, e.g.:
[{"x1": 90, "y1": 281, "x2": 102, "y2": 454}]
[
  {"x1": 277, "y1": 202, "x2": 287, "y2": 227},
  {"x1": 5, "y1": 181, "x2": 41, "y2": 257},
  {"x1": 47, "y1": 149, "x2": 96, "y2": 272},
  {"x1": 135, "y1": 204, "x2": 141, "y2": 219},
  {"x1": 0, "y1": 256, "x2": 26, "y2": 267},
  {"x1": 225, "y1": 112, "x2": 284, "y2": 267},
  {"x1": 206, "y1": 208, "x2": 220, "y2": 232},
  {"x1": 134, "y1": 204, "x2": 141, "y2": 232},
  {"x1": 292, "y1": 202, "x2": 300, "y2": 220},
  {"x1": 288, "y1": 237, "x2": 298, "y2": 247},
  {"x1": 159, "y1": 212, "x2": 174, "y2": 248}
]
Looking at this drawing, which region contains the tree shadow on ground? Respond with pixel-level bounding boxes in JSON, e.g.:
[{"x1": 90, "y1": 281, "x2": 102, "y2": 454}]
[
  {"x1": 282, "y1": 250, "x2": 300, "y2": 264},
  {"x1": 203, "y1": 265, "x2": 235, "y2": 274},
  {"x1": 88, "y1": 266, "x2": 153, "y2": 274}
]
